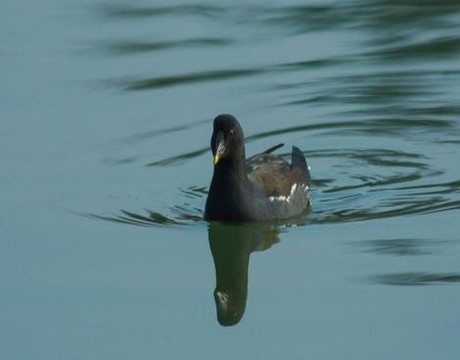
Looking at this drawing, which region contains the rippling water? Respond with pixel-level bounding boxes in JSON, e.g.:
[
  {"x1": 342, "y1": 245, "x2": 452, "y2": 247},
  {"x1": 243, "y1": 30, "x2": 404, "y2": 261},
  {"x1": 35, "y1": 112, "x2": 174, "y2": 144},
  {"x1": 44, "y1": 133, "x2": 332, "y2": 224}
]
[
  {"x1": 2, "y1": 0, "x2": 460, "y2": 359},
  {"x1": 89, "y1": 1, "x2": 460, "y2": 227}
]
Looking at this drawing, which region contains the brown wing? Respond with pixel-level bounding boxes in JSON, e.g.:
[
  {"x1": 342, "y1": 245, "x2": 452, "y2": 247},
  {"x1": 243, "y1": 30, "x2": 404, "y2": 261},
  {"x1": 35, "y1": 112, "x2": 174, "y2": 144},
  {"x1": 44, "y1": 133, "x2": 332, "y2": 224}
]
[{"x1": 246, "y1": 153, "x2": 295, "y2": 197}]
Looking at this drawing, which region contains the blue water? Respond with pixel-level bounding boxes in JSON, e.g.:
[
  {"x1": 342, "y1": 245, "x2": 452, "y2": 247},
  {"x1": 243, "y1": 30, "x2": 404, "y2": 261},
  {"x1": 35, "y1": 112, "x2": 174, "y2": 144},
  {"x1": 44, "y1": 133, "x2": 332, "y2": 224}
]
[{"x1": 2, "y1": 1, "x2": 460, "y2": 359}]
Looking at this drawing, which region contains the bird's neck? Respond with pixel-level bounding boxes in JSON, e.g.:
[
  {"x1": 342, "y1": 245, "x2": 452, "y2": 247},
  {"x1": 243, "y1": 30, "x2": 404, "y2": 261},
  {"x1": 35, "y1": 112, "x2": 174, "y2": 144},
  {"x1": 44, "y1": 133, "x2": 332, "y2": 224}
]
[
  {"x1": 213, "y1": 158, "x2": 248, "y2": 189},
  {"x1": 208, "y1": 164, "x2": 252, "y2": 222}
]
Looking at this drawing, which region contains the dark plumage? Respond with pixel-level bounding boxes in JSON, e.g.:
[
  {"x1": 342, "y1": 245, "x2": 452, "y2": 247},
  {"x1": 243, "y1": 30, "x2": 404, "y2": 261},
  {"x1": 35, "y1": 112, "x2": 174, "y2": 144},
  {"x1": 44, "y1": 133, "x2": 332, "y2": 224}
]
[{"x1": 204, "y1": 114, "x2": 311, "y2": 222}]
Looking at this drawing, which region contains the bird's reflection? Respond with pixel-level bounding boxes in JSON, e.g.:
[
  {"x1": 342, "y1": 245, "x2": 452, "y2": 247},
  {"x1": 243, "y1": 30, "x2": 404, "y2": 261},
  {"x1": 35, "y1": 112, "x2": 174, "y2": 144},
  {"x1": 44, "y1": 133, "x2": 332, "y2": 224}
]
[{"x1": 208, "y1": 223, "x2": 279, "y2": 326}]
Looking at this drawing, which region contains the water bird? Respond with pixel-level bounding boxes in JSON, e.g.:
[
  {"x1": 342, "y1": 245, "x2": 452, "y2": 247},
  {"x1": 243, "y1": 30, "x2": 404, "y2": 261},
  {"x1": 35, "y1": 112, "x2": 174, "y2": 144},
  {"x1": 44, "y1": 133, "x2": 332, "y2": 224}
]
[{"x1": 204, "y1": 114, "x2": 311, "y2": 222}]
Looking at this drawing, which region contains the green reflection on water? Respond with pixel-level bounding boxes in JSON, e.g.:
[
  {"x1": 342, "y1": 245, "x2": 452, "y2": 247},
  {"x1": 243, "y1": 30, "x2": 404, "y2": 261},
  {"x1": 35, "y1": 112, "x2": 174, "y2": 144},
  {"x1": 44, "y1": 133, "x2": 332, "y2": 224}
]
[{"x1": 208, "y1": 223, "x2": 278, "y2": 326}]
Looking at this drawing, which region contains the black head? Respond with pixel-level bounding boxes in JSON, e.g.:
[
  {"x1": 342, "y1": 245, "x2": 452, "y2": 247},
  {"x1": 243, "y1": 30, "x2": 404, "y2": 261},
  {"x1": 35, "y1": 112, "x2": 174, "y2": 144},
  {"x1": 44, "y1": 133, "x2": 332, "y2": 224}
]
[
  {"x1": 214, "y1": 289, "x2": 246, "y2": 326},
  {"x1": 210, "y1": 114, "x2": 245, "y2": 166}
]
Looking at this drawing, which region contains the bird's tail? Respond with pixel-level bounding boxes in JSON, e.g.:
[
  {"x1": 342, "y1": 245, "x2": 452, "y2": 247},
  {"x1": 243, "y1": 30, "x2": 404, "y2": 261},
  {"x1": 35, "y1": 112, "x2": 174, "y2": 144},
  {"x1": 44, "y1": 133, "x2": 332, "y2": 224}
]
[{"x1": 291, "y1": 146, "x2": 311, "y2": 185}]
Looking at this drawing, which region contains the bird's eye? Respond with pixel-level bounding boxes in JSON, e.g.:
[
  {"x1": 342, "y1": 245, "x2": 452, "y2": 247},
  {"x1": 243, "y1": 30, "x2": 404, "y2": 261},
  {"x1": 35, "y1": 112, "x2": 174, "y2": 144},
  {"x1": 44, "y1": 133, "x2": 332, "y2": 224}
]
[{"x1": 229, "y1": 129, "x2": 234, "y2": 137}]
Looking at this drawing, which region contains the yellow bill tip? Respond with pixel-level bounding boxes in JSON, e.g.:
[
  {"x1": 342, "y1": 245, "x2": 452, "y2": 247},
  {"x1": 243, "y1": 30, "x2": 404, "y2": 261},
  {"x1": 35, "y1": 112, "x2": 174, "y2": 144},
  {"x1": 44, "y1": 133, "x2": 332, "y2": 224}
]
[{"x1": 213, "y1": 154, "x2": 220, "y2": 165}]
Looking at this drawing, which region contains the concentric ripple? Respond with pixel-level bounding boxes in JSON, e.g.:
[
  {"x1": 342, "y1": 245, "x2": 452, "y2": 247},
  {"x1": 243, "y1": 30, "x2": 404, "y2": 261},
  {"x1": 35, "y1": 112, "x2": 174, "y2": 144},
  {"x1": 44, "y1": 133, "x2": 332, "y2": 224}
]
[{"x1": 87, "y1": 0, "x2": 460, "y2": 229}]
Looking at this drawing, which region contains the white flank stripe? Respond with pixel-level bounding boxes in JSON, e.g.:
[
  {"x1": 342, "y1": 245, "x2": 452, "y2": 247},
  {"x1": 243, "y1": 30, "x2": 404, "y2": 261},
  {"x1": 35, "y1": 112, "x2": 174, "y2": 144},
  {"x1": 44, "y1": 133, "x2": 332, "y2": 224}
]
[{"x1": 269, "y1": 183, "x2": 305, "y2": 203}]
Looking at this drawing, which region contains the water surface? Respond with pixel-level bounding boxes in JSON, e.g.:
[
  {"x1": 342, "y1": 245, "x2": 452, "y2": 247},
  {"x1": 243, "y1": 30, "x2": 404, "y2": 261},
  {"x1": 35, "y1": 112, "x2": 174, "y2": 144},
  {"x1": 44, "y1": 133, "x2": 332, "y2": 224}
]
[{"x1": 2, "y1": 0, "x2": 460, "y2": 359}]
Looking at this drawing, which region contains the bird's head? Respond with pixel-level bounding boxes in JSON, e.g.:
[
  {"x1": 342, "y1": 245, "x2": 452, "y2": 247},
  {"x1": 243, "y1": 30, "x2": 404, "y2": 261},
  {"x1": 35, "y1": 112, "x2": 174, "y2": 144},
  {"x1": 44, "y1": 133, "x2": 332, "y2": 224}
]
[{"x1": 210, "y1": 114, "x2": 245, "y2": 166}]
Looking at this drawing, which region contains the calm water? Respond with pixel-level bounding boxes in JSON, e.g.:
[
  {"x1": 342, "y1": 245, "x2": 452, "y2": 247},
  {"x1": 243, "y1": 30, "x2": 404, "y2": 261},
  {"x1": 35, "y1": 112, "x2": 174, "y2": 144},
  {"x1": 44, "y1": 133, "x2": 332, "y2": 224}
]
[{"x1": 2, "y1": 0, "x2": 460, "y2": 358}]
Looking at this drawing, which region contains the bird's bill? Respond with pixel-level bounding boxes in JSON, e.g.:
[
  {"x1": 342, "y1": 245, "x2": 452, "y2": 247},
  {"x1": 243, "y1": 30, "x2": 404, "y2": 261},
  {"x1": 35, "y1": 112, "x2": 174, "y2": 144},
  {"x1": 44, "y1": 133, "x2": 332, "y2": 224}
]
[{"x1": 213, "y1": 132, "x2": 225, "y2": 165}]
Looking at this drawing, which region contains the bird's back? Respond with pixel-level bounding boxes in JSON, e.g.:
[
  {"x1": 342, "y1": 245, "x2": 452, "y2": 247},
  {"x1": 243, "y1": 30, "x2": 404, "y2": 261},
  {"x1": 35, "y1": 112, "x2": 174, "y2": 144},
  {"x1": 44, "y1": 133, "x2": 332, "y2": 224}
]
[
  {"x1": 246, "y1": 146, "x2": 310, "y2": 198},
  {"x1": 245, "y1": 146, "x2": 311, "y2": 220}
]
